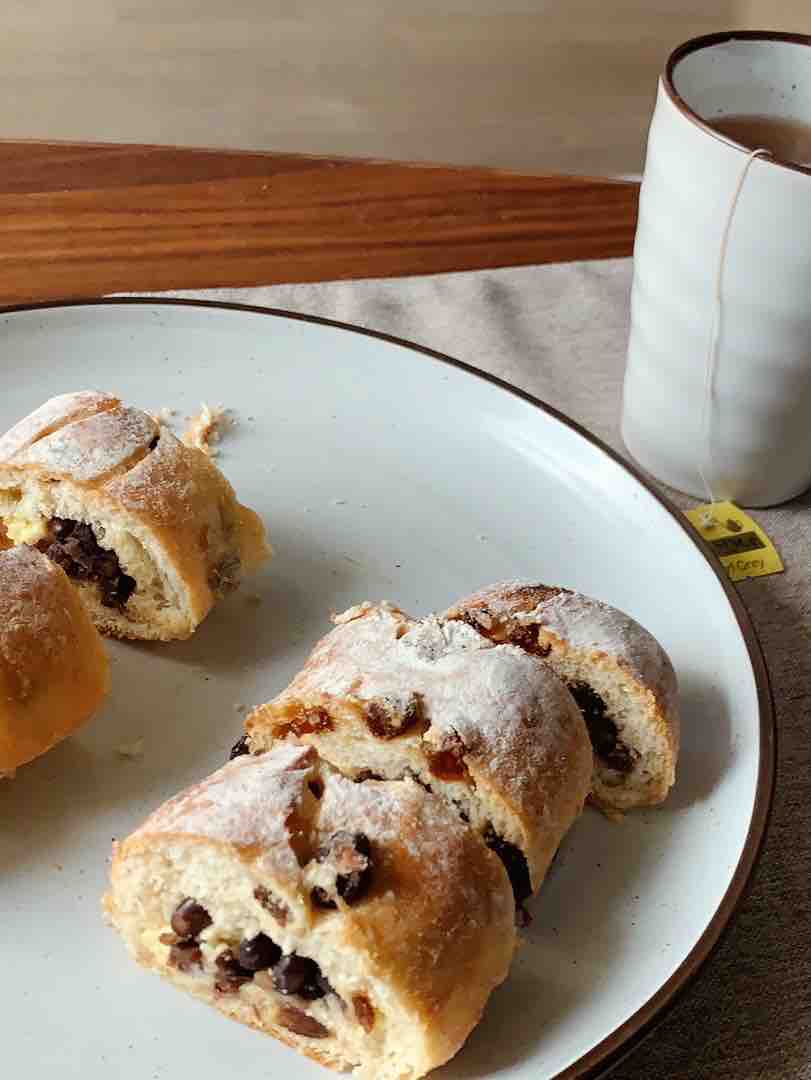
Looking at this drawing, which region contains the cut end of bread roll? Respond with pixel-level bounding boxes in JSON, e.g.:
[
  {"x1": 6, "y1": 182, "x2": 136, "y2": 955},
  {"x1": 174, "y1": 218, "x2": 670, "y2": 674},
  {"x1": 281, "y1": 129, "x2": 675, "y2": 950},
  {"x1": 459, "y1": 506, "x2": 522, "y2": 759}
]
[
  {"x1": 246, "y1": 601, "x2": 592, "y2": 915},
  {"x1": 0, "y1": 545, "x2": 110, "y2": 775},
  {"x1": 105, "y1": 745, "x2": 515, "y2": 1080},
  {"x1": 0, "y1": 391, "x2": 271, "y2": 641},
  {"x1": 445, "y1": 582, "x2": 680, "y2": 813}
]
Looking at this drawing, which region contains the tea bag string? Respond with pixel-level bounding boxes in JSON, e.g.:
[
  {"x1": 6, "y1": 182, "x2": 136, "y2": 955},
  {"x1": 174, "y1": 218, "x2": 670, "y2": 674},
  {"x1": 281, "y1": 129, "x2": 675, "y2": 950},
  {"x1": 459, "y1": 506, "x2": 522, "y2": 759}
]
[{"x1": 698, "y1": 146, "x2": 772, "y2": 515}]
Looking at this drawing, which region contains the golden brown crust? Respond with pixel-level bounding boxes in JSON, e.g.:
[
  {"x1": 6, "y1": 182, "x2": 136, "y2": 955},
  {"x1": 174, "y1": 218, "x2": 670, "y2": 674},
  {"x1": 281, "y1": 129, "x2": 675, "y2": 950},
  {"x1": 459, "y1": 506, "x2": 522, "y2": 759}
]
[
  {"x1": 336, "y1": 799, "x2": 512, "y2": 1057},
  {"x1": 445, "y1": 581, "x2": 679, "y2": 810},
  {"x1": 446, "y1": 582, "x2": 678, "y2": 732},
  {"x1": 0, "y1": 546, "x2": 109, "y2": 773},
  {"x1": 104, "y1": 426, "x2": 265, "y2": 630},
  {"x1": 115, "y1": 782, "x2": 512, "y2": 1062},
  {"x1": 106, "y1": 748, "x2": 515, "y2": 1079},
  {"x1": 247, "y1": 603, "x2": 593, "y2": 896},
  {"x1": 0, "y1": 392, "x2": 271, "y2": 640},
  {"x1": 0, "y1": 391, "x2": 120, "y2": 460},
  {"x1": 9, "y1": 404, "x2": 160, "y2": 485}
]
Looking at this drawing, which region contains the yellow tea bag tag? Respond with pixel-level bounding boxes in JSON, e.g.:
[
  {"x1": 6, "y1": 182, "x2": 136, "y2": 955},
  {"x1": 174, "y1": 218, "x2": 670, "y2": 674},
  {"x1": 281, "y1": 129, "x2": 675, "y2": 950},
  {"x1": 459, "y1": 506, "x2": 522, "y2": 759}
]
[{"x1": 684, "y1": 500, "x2": 783, "y2": 582}]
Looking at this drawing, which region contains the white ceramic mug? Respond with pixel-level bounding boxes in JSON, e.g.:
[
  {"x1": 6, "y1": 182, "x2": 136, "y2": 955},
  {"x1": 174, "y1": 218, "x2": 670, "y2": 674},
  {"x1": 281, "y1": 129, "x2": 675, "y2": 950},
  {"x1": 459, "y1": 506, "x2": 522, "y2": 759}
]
[{"x1": 622, "y1": 31, "x2": 811, "y2": 507}]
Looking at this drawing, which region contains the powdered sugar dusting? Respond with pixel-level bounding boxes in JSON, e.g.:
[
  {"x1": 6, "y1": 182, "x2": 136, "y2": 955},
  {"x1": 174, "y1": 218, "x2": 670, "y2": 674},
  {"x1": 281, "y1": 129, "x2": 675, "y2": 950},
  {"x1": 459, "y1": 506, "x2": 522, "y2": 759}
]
[
  {"x1": 0, "y1": 391, "x2": 117, "y2": 461},
  {"x1": 104, "y1": 424, "x2": 240, "y2": 546},
  {"x1": 126, "y1": 743, "x2": 484, "y2": 902},
  {"x1": 529, "y1": 591, "x2": 675, "y2": 702},
  {"x1": 13, "y1": 407, "x2": 158, "y2": 483},
  {"x1": 271, "y1": 603, "x2": 589, "y2": 815},
  {"x1": 401, "y1": 614, "x2": 490, "y2": 661},
  {"x1": 134, "y1": 745, "x2": 315, "y2": 872},
  {"x1": 448, "y1": 581, "x2": 677, "y2": 715},
  {"x1": 319, "y1": 771, "x2": 468, "y2": 879},
  {"x1": 0, "y1": 547, "x2": 70, "y2": 672}
]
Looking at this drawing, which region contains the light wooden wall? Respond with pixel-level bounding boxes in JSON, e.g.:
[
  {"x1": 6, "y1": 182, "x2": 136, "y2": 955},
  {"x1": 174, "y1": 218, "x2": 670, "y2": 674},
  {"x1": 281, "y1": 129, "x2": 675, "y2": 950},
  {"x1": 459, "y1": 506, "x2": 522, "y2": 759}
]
[{"x1": 2, "y1": 2, "x2": 808, "y2": 176}]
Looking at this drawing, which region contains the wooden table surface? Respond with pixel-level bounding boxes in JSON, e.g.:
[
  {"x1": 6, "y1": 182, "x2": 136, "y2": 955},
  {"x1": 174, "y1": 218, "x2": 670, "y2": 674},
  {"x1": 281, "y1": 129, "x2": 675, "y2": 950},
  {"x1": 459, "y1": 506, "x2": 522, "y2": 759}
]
[{"x1": 0, "y1": 140, "x2": 639, "y2": 304}]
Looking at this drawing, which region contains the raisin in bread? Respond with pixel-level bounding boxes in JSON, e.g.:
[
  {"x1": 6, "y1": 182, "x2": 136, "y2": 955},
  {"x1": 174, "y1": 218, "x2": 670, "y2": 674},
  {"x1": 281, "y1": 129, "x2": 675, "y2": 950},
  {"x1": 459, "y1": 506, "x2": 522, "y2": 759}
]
[
  {"x1": 245, "y1": 602, "x2": 592, "y2": 916},
  {"x1": 0, "y1": 546, "x2": 109, "y2": 778},
  {"x1": 444, "y1": 582, "x2": 679, "y2": 813},
  {"x1": 0, "y1": 391, "x2": 270, "y2": 640},
  {"x1": 104, "y1": 743, "x2": 515, "y2": 1080}
]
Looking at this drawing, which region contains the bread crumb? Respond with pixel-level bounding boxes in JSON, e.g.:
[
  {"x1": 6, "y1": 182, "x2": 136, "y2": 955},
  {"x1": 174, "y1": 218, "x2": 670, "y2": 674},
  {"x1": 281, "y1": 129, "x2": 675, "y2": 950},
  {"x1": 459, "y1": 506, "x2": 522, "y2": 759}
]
[
  {"x1": 183, "y1": 404, "x2": 234, "y2": 456},
  {"x1": 151, "y1": 407, "x2": 177, "y2": 424},
  {"x1": 117, "y1": 738, "x2": 145, "y2": 760}
]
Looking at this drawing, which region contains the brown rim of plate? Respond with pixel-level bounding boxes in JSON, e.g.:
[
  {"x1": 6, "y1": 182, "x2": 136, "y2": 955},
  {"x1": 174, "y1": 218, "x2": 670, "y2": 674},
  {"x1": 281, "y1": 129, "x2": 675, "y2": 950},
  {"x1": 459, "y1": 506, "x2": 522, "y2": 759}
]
[
  {"x1": 663, "y1": 30, "x2": 811, "y2": 177},
  {"x1": 0, "y1": 296, "x2": 776, "y2": 1078}
]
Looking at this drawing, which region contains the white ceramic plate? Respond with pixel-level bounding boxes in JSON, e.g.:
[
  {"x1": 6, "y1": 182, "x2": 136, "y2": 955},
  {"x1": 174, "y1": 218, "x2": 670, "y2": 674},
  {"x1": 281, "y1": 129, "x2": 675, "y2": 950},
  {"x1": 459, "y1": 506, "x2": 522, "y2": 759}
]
[{"x1": 0, "y1": 300, "x2": 773, "y2": 1079}]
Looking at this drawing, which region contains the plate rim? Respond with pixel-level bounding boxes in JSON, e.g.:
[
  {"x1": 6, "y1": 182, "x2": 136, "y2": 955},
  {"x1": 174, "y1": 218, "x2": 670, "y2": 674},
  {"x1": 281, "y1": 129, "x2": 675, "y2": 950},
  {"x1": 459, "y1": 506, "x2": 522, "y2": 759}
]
[{"x1": 0, "y1": 295, "x2": 775, "y2": 1079}]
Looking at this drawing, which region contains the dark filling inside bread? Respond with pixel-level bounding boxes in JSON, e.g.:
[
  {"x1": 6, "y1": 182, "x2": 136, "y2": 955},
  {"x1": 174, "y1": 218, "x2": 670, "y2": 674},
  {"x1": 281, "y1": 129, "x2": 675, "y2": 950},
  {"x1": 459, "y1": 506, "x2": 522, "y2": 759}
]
[
  {"x1": 229, "y1": 734, "x2": 252, "y2": 759},
  {"x1": 214, "y1": 942, "x2": 335, "y2": 1036},
  {"x1": 276, "y1": 705, "x2": 335, "y2": 738},
  {"x1": 455, "y1": 609, "x2": 638, "y2": 777},
  {"x1": 455, "y1": 611, "x2": 552, "y2": 657},
  {"x1": 166, "y1": 896, "x2": 345, "y2": 1039},
  {"x1": 363, "y1": 693, "x2": 428, "y2": 739},
  {"x1": 483, "y1": 826, "x2": 532, "y2": 923},
  {"x1": 276, "y1": 1004, "x2": 331, "y2": 1039},
  {"x1": 426, "y1": 731, "x2": 472, "y2": 783},
  {"x1": 496, "y1": 622, "x2": 552, "y2": 657},
  {"x1": 270, "y1": 952, "x2": 333, "y2": 999},
  {"x1": 568, "y1": 681, "x2": 635, "y2": 774},
  {"x1": 310, "y1": 831, "x2": 373, "y2": 910},
  {"x1": 254, "y1": 885, "x2": 290, "y2": 926},
  {"x1": 38, "y1": 517, "x2": 136, "y2": 609}
]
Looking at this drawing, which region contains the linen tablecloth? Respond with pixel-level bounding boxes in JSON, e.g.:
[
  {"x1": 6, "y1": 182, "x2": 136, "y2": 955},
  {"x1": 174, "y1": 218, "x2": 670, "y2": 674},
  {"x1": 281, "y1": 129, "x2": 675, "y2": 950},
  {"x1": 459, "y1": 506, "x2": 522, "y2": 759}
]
[{"x1": 148, "y1": 261, "x2": 811, "y2": 1079}]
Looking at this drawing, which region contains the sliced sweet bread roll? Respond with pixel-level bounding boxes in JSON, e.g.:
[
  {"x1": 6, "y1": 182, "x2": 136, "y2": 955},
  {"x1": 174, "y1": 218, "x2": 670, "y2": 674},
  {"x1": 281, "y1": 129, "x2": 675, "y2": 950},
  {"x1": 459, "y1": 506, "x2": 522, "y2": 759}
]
[
  {"x1": 0, "y1": 391, "x2": 270, "y2": 640},
  {"x1": 104, "y1": 744, "x2": 515, "y2": 1080},
  {"x1": 444, "y1": 582, "x2": 679, "y2": 813},
  {"x1": 0, "y1": 546, "x2": 109, "y2": 778},
  {"x1": 245, "y1": 602, "x2": 592, "y2": 916}
]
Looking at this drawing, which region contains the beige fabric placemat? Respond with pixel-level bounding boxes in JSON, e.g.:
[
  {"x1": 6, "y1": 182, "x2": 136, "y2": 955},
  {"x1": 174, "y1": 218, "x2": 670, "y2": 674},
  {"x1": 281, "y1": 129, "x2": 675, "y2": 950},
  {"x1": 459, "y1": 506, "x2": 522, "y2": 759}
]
[{"x1": 146, "y1": 262, "x2": 811, "y2": 1079}]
